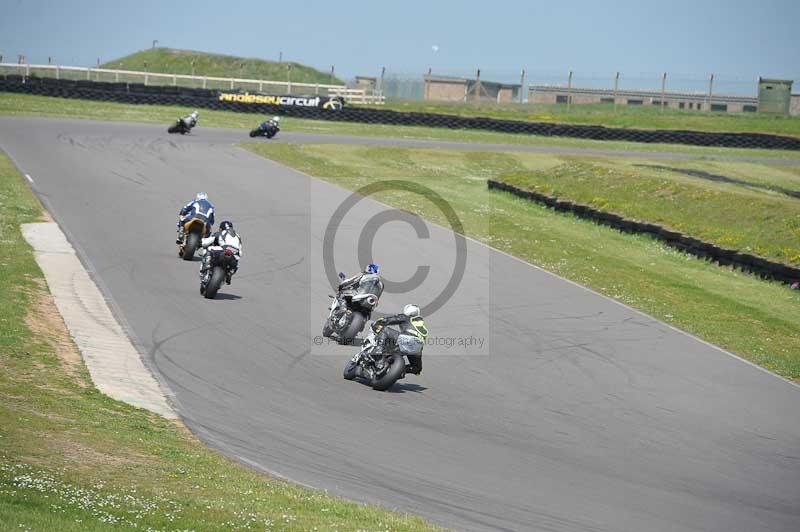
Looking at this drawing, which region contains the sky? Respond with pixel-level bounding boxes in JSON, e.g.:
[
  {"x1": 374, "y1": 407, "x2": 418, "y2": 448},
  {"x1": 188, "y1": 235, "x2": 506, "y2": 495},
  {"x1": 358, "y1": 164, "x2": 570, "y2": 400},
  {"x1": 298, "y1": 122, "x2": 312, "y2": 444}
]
[{"x1": 1, "y1": 0, "x2": 798, "y2": 92}]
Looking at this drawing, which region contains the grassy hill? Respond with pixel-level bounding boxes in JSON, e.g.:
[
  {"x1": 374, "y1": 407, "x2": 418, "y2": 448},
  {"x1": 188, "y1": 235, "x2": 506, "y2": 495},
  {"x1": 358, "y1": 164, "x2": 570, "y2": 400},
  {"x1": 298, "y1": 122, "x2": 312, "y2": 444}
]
[{"x1": 101, "y1": 48, "x2": 343, "y2": 85}]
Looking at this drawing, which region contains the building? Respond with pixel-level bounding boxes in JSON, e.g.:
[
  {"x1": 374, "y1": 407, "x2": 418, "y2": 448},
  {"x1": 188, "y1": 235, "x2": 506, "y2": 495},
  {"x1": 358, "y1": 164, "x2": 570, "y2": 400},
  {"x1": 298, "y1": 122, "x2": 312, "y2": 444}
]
[
  {"x1": 758, "y1": 78, "x2": 792, "y2": 114},
  {"x1": 424, "y1": 74, "x2": 521, "y2": 103},
  {"x1": 528, "y1": 85, "x2": 759, "y2": 113},
  {"x1": 791, "y1": 94, "x2": 800, "y2": 116},
  {"x1": 354, "y1": 76, "x2": 377, "y2": 92}
]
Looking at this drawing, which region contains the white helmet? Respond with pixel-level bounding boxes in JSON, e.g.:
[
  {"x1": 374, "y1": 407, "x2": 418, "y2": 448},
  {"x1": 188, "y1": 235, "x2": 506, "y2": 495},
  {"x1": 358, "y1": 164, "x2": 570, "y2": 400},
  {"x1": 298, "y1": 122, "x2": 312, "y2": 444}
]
[
  {"x1": 272, "y1": 116, "x2": 280, "y2": 123},
  {"x1": 191, "y1": 110, "x2": 199, "y2": 118},
  {"x1": 403, "y1": 304, "x2": 420, "y2": 317},
  {"x1": 195, "y1": 191, "x2": 208, "y2": 201}
]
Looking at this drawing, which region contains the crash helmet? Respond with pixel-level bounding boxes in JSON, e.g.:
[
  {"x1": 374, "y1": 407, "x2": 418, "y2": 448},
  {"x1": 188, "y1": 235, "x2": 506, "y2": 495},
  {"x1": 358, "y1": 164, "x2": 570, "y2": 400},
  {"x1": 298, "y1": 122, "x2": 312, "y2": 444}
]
[
  {"x1": 403, "y1": 304, "x2": 420, "y2": 317},
  {"x1": 190, "y1": 110, "x2": 199, "y2": 119},
  {"x1": 365, "y1": 263, "x2": 379, "y2": 274},
  {"x1": 195, "y1": 192, "x2": 208, "y2": 201},
  {"x1": 219, "y1": 220, "x2": 233, "y2": 232},
  {"x1": 272, "y1": 116, "x2": 280, "y2": 123}
]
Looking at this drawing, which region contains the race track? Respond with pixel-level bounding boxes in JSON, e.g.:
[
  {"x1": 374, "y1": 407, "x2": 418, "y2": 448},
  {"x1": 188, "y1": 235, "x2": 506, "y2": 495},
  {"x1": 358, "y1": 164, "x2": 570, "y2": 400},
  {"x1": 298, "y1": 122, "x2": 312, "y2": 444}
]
[{"x1": 2, "y1": 116, "x2": 799, "y2": 532}]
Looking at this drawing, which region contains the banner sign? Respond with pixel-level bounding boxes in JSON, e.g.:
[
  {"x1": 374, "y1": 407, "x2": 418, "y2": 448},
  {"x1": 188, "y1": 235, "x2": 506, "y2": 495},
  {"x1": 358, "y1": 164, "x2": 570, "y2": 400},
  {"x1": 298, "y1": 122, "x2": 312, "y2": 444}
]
[{"x1": 218, "y1": 92, "x2": 344, "y2": 110}]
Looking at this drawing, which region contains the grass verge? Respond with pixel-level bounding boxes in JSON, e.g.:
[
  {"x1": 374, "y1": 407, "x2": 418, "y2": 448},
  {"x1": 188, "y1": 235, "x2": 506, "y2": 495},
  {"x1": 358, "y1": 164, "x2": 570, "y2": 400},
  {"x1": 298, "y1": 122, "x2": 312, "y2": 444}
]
[
  {"x1": 499, "y1": 158, "x2": 800, "y2": 266},
  {"x1": 2, "y1": 92, "x2": 799, "y2": 160},
  {"x1": 365, "y1": 99, "x2": 800, "y2": 137},
  {"x1": 241, "y1": 142, "x2": 800, "y2": 381},
  {"x1": 0, "y1": 150, "x2": 440, "y2": 531}
]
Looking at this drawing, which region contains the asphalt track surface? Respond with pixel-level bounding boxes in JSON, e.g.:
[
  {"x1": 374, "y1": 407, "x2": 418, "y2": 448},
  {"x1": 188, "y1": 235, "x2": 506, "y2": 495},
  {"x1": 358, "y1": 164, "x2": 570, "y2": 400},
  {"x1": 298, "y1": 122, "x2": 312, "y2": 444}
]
[{"x1": 2, "y1": 116, "x2": 799, "y2": 532}]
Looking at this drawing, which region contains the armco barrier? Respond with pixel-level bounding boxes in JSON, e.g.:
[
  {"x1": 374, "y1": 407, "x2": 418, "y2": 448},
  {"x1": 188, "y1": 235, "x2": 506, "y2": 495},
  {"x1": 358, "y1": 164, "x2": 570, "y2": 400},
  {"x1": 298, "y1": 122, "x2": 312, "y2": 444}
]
[
  {"x1": 487, "y1": 179, "x2": 800, "y2": 285},
  {"x1": 2, "y1": 76, "x2": 800, "y2": 150}
]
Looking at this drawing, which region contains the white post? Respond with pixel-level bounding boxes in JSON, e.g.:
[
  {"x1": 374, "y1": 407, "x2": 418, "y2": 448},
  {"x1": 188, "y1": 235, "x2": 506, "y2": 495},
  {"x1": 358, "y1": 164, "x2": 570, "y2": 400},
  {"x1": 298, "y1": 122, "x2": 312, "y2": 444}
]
[
  {"x1": 56, "y1": 65, "x2": 61, "y2": 80},
  {"x1": 26, "y1": 63, "x2": 30, "y2": 77},
  {"x1": 230, "y1": 79, "x2": 234, "y2": 90},
  {"x1": 706, "y1": 73, "x2": 714, "y2": 112},
  {"x1": 173, "y1": 74, "x2": 176, "y2": 86},
  {"x1": 203, "y1": 77, "x2": 207, "y2": 89},
  {"x1": 144, "y1": 74, "x2": 148, "y2": 86},
  {"x1": 86, "y1": 68, "x2": 90, "y2": 80},
  {"x1": 519, "y1": 68, "x2": 525, "y2": 104},
  {"x1": 258, "y1": 81, "x2": 263, "y2": 91},
  {"x1": 613, "y1": 71, "x2": 620, "y2": 114},
  {"x1": 115, "y1": 70, "x2": 119, "y2": 82},
  {"x1": 567, "y1": 70, "x2": 573, "y2": 112},
  {"x1": 660, "y1": 72, "x2": 667, "y2": 113}
]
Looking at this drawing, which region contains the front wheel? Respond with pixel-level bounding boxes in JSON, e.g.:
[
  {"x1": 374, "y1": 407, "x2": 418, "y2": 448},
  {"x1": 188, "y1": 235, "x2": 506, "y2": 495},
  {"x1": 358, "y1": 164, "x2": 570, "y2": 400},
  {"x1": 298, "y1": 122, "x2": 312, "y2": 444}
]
[
  {"x1": 371, "y1": 354, "x2": 405, "y2": 391},
  {"x1": 182, "y1": 232, "x2": 200, "y2": 261},
  {"x1": 249, "y1": 129, "x2": 259, "y2": 138},
  {"x1": 203, "y1": 266, "x2": 225, "y2": 299},
  {"x1": 168, "y1": 124, "x2": 179, "y2": 134},
  {"x1": 322, "y1": 321, "x2": 334, "y2": 338},
  {"x1": 343, "y1": 359, "x2": 357, "y2": 380}
]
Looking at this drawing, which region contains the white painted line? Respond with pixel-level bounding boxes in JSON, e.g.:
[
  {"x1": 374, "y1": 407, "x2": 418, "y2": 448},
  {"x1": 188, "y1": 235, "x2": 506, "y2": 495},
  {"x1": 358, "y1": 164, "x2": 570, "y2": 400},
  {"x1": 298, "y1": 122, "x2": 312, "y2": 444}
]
[
  {"x1": 24, "y1": 173, "x2": 34, "y2": 183},
  {"x1": 21, "y1": 222, "x2": 177, "y2": 418}
]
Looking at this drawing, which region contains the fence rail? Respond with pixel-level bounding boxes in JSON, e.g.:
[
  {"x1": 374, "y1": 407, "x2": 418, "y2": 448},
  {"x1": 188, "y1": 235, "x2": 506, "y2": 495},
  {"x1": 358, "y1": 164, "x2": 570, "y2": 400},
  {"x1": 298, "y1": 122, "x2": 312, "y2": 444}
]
[{"x1": 0, "y1": 63, "x2": 385, "y2": 104}]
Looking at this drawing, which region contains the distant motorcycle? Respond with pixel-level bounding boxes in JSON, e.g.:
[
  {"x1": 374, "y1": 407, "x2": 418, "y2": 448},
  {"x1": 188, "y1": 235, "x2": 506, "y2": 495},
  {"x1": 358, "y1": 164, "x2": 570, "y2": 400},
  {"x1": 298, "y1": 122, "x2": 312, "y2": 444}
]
[
  {"x1": 177, "y1": 215, "x2": 210, "y2": 261},
  {"x1": 322, "y1": 271, "x2": 383, "y2": 344},
  {"x1": 343, "y1": 326, "x2": 420, "y2": 391},
  {"x1": 200, "y1": 247, "x2": 237, "y2": 299},
  {"x1": 249, "y1": 120, "x2": 280, "y2": 139},
  {"x1": 168, "y1": 112, "x2": 198, "y2": 134}
]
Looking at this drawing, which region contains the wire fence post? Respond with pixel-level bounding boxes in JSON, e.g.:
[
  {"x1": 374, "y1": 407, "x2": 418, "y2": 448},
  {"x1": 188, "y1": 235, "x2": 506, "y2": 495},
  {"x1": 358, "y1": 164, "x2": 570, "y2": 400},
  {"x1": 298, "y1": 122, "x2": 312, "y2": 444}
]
[
  {"x1": 379, "y1": 66, "x2": 385, "y2": 97},
  {"x1": 613, "y1": 71, "x2": 620, "y2": 114},
  {"x1": 567, "y1": 70, "x2": 573, "y2": 112},
  {"x1": 56, "y1": 65, "x2": 61, "y2": 80},
  {"x1": 706, "y1": 73, "x2": 714, "y2": 112},
  {"x1": 287, "y1": 63, "x2": 292, "y2": 94},
  {"x1": 519, "y1": 68, "x2": 525, "y2": 103},
  {"x1": 330, "y1": 65, "x2": 335, "y2": 85},
  {"x1": 660, "y1": 72, "x2": 667, "y2": 113},
  {"x1": 474, "y1": 68, "x2": 482, "y2": 104}
]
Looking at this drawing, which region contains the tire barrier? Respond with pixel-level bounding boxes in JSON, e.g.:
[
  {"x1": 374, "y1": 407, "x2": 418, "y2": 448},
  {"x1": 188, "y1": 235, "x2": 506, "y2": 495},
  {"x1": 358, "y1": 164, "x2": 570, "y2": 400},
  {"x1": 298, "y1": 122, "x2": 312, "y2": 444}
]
[
  {"x1": 487, "y1": 179, "x2": 800, "y2": 285},
  {"x1": 3, "y1": 76, "x2": 800, "y2": 150}
]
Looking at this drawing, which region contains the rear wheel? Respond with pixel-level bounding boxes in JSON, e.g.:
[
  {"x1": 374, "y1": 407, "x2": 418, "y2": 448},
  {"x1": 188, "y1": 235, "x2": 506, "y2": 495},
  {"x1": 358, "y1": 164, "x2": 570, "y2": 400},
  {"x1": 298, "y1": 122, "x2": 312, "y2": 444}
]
[
  {"x1": 203, "y1": 266, "x2": 225, "y2": 299},
  {"x1": 371, "y1": 354, "x2": 405, "y2": 391},
  {"x1": 339, "y1": 311, "x2": 366, "y2": 344},
  {"x1": 182, "y1": 232, "x2": 200, "y2": 261}
]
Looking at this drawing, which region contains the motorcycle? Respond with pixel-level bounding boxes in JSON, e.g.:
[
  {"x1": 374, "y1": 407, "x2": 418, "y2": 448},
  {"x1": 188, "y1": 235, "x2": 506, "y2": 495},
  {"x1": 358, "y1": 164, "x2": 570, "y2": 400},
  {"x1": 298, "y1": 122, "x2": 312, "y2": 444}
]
[
  {"x1": 200, "y1": 247, "x2": 237, "y2": 299},
  {"x1": 168, "y1": 116, "x2": 196, "y2": 134},
  {"x1": 343, "y1": 326, "x2": 422, "y2": 391},
  {"x1": 249, "y1": 120, "x2": 280, "y2": 139},
  {"x1": 322, "y1": 271, "x2": 383, "y2": 344},
  {"x1": 177, "y1": 216, "x2": 210, "y2": 261}
]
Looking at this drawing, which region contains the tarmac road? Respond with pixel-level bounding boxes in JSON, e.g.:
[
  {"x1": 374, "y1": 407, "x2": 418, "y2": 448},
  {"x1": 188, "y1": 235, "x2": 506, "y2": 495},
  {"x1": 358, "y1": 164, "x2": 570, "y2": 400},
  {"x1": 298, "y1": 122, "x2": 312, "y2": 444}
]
[{"x1": 2, "y1": 116, "x2": 799, "y2": 532}]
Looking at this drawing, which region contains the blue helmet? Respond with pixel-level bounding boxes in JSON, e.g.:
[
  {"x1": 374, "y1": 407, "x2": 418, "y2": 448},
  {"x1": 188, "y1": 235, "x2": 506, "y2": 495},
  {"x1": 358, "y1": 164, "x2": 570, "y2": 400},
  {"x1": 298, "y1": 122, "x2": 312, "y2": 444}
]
[
  {"x1": 365, "y1": 263, "x2": 379, "y2": 274},
  {"x1": 195, "y1": 191, "x2": 208, "y2": 201}
]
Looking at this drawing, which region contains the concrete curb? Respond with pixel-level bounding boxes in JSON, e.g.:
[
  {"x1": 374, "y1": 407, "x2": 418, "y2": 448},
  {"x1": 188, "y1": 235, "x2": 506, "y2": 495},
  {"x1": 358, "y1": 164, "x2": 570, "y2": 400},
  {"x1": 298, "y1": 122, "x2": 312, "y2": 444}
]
[{"x1": 22, "y1": 222, "x2": 176, "y2": 419}]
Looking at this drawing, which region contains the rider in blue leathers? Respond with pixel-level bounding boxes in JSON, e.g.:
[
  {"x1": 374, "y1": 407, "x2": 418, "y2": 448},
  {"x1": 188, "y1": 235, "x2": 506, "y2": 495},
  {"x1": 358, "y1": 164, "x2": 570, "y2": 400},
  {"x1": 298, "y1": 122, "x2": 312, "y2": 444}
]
[{"x1": 176, "y1": 192, "x2": 215, "y2": 244}]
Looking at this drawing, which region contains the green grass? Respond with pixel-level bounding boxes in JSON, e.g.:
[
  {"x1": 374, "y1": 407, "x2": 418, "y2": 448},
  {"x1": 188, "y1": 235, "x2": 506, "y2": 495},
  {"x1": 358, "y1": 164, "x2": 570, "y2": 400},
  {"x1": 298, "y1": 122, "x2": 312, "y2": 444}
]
[
  {"x1": 363, "y1": 99, "x2": 800, "y2": 137},
  {"x1": 241, "y1": 142, "x2": 800, "y2": 381},
  {"x1": 100, "y1": 47, "x2": 342, "y2": 85},
  {"x1": 2, "y1": 93, "x2": 800, "y2": 161},
  {"x1": 0, "y1": 151, "x2": 441, "y2": 531},
  {"x1": 499, "y1": 158, "x2": 800, "y2": 266}
]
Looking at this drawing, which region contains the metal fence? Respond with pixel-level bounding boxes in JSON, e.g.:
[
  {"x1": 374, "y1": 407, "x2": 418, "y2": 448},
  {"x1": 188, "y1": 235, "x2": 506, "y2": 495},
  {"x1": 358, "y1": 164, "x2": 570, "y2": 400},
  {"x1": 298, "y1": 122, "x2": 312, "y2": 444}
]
[{"x1": 0, "y1": 63, "x2": 386, "y2": 104}]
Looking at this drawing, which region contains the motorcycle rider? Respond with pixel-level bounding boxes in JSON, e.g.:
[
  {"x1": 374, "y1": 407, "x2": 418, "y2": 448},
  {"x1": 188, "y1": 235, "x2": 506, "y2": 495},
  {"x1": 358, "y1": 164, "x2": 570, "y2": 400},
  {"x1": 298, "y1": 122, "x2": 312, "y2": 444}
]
[
  {"x1": 180, "y1": 110, "x2": 199, "y2": 130},
  {"x1": 176, "y1": 191, "x2": 215, "y2": 244},
  {"x1": 199, "y1": 220, "x2": 243, "y2": 284},
  {"x1": 364, "y1": 303, "x2": 427, "y2": 376},
  {"x1": 338, "y1": 263, "x2": 382, "y2": 293}
]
